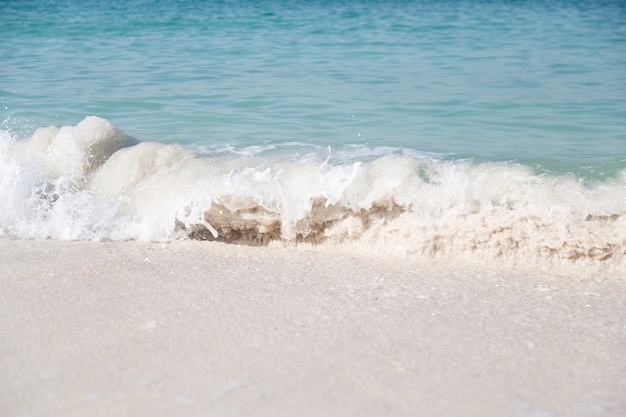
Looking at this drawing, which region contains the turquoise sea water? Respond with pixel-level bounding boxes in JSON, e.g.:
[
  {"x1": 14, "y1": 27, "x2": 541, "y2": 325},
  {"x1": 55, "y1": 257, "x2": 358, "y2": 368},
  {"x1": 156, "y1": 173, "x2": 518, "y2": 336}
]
[
  {"x1": 1, "y1": 0, "x2": 625, "y2": 266},
  {"x1": 3, "y1": 0, "x2": 626, "y2": 166}
]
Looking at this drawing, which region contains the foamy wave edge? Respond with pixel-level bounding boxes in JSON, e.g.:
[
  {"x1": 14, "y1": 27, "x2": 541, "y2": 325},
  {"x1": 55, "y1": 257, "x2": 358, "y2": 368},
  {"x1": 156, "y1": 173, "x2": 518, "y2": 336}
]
[{"x1": 1, "y1": 117, "x2": 625, "y2": 270}]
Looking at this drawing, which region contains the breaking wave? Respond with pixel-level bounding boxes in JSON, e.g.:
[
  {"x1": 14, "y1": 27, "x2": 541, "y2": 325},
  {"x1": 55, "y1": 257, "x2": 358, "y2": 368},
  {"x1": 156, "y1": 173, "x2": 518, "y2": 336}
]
[{"x1": 1, "y1": 117, "x2": 625, "y2": 269}]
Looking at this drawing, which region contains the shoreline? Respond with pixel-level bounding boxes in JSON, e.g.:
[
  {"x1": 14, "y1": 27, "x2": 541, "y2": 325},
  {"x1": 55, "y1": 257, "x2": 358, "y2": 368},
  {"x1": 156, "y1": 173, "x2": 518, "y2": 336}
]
[{"x1": 1, "y1": 239, "x2": 625, "y2": 417}]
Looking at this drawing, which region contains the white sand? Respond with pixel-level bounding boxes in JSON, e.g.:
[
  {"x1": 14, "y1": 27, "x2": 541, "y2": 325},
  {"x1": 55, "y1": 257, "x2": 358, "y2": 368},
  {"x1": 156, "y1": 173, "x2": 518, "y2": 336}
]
[{"x1": 1, "y1": 239, "x2": 625, "y2": 417}]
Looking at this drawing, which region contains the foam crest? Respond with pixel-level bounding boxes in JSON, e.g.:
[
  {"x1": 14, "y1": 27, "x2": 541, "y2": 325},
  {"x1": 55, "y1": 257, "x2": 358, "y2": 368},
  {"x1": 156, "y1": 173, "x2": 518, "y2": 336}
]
[
  {"x1": 10, "y1": 116, "x2": 135, "y2": 184},
  {"x1": 1, "y1": 117, "x2": 625, "y2": 269},
  {"x1": 1, "y1": 117, "x2": 134, "y2": 239}
]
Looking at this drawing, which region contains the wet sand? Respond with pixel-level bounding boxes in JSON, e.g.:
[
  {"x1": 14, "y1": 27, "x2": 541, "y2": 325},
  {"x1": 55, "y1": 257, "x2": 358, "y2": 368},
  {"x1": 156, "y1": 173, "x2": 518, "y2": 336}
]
[{"x1": 1, "y1": 239, "x2": 625, "y2": 417}]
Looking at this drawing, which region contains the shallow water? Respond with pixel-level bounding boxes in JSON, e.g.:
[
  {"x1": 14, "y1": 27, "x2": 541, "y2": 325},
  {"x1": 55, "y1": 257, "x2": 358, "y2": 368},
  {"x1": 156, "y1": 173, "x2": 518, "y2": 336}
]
[{"x1": 3, "y1": 0, "x2": 625, "y2": 163}]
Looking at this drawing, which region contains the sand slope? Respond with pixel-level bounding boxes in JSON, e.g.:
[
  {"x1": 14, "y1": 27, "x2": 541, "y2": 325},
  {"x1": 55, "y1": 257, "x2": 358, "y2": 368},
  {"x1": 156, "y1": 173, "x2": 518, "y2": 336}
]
[{"x1": 1, "y1": 240, "x2": 625, "y2": 417}]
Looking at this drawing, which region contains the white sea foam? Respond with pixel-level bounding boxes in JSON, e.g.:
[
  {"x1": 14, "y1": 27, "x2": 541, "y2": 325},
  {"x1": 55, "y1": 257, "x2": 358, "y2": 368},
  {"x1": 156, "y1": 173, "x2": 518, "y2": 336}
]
[{"x1": 1, "y1": 117, "x2": 625, "y2": 269}]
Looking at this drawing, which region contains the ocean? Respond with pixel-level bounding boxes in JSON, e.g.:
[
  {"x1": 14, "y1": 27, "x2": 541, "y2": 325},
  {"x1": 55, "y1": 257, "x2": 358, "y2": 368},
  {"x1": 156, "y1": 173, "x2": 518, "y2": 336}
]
[{"x1": 1, "y1": 0, "x2": 625, "y2": 268}]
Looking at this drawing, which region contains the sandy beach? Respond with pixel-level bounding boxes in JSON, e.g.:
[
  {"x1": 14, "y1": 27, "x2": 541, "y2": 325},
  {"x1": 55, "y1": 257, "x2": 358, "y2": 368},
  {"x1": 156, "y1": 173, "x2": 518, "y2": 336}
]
[{"x1": 1, "y1": 239, "x2": 625, "y2": 417}]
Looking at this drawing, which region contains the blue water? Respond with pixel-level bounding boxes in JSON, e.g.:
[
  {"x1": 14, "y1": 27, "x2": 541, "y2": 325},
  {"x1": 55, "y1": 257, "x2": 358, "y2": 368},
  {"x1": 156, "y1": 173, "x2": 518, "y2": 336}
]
[{"x1": 2, "y1": 0, "x2": 626, "y2": 170}]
